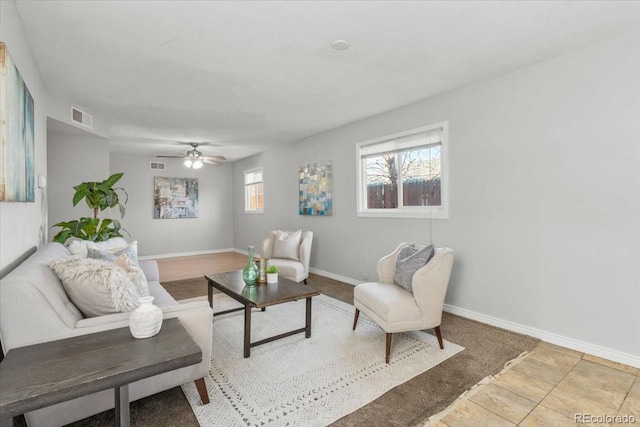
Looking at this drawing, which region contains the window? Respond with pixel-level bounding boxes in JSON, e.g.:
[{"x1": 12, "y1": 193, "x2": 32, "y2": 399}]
[
  {"x1": 356, "y1": 122, "x2": 448, "y2": 219},
  {"x1": 244, "y1": 168, "x2": 263, "y2": 213}
]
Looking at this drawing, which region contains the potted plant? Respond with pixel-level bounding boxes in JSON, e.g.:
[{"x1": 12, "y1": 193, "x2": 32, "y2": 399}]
[
  {"x1": 52, "y1": 173, "x2": 129, "y2": 243},
  {"x1": 265, "y1": 265, "x2": 279, "y2": 283}
]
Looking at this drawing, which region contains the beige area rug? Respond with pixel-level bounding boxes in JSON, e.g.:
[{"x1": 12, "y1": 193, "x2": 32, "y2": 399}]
[{"x1": 181, "y1": 293, "x2": 464, "y2": 427}]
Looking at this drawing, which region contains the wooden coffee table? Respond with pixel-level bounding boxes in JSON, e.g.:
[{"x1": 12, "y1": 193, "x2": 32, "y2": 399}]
[{"x1": 205, "y1": 270, "x2": 320, "y2": 357}]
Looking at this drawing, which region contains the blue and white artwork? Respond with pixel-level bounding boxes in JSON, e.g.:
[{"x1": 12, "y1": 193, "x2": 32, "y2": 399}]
[
  {"x1": 0, "y1": 42, "x2": 35, "y2": 202},
  {"x1": 299, "y1": 161, "x2": 332, "y2": 216},
  {"x1": 154, "y1": 176, "x2": 199, "y2": 219}
]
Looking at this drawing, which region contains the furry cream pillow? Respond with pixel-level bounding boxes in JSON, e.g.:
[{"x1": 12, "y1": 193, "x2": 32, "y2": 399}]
[
  {"x1": 113, "y1": 254, "x2": 149, "y2": 298},
  {"x1": 50, "y1": 257, "x2": 145, "y2": 317}
]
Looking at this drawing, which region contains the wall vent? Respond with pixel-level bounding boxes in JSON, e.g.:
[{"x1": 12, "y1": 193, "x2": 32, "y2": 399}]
[
  {"x1": 71, "y1": 107, "x2": 93, "y2": 129},
  {"x1": 150, "y1": 162, "x2": 166, "y2": 170}
]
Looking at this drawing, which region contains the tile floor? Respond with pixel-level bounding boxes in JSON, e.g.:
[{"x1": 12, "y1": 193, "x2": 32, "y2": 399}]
[{"x1": 435, "y1": 342, "x2": 639, "y2": 426}]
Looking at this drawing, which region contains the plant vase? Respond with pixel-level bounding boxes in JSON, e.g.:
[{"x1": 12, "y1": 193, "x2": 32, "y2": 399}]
[
  {"x1": 242, "y1": 245, "x2": 259, "y2": 286},
  {"x1": 129, "y1": 296, "x2": 163, "y2": 338},
  {"x1": 267, "y1": 272, "x2": 278, "y2": 284}
]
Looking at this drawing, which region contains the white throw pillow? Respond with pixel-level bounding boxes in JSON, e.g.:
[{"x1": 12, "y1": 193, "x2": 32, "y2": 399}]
[
  {"x1": 50, "y1": 257, "x2": 144, "y2": 317},
  {"x1": 272, "y1": 230, "x2": 302, "y2": 261},
  {"x1": 65, "y1": 237, "x2": 129, "y2": 258}
]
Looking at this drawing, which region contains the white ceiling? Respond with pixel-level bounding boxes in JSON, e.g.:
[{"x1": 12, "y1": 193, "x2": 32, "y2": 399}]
[{"x1": 15, "y1": 0, "x2": 640, "y2": 161}]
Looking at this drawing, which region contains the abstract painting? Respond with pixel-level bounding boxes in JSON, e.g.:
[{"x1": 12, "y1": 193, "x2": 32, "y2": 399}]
[
  {"x1": 0, "y1": 42, "x2": 35, "y2": 202},
  {"x1": 154, "y1": 177, "x2": 199, "y2": 219},
  {"x1": 299, "y1": 161, "x2": 332, "y2": 216}
]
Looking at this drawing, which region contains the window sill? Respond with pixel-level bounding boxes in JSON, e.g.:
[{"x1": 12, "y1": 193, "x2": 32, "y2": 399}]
[{"x1": 357, "y1": 209, "x2": 448, "y2": 220}]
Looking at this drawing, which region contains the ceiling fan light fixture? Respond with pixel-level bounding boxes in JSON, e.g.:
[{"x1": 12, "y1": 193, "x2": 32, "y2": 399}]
[
  {"x1": 192, "y1": 160, "x2": 203, "y2": 169},
  {"x1": 183, "y1": 159, "x2": 193, "y2": 168}
]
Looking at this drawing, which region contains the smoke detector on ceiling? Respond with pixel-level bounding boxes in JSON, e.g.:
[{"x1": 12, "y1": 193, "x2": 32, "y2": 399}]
[
  {"x1": 71, "y1": 107, "x2": 93, "y2": 129},
  {"x1": 331, "y1": 39, "x2": 350, "y2": 50}
]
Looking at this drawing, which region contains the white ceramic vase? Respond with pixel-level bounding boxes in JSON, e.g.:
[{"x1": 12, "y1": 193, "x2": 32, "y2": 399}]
[
  {"x1": 129, "y1": 296, "x2": 163, "y2": 338},
  {"x1": 267, "y1": 273, "x2": 278, "y2": 284}
]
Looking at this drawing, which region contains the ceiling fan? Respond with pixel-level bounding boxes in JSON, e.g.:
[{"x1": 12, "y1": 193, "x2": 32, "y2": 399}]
[{"x1": 157, "y1": 143, "x2": 226, "y2": 169}]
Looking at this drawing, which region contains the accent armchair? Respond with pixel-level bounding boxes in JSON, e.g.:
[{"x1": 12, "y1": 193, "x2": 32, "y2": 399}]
[
  {"x1": 260, "y1": 230, "x2": 313, "y2": 283},
  {"x1": 352, "y1": 243, "x2": 455, "y2": 363}
]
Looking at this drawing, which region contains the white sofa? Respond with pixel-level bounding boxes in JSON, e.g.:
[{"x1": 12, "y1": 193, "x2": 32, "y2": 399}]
[{"x1": 0, "y1": 242, "x2": 213, "y2": 427}]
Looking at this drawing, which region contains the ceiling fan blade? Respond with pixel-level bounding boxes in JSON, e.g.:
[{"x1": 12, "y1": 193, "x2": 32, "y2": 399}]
[
  {"x1": 156, "y1": 155, "x2": 185, "y2": 158},
  {"x1": 203, "y1": 155, "x2": 226, "y2": 161},
  {"x1": 203, "y1": 159, "x2": 223, "y2": 166}
]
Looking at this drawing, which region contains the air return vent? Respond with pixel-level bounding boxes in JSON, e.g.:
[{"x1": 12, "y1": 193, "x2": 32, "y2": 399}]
[
  {"x1": 71, "y1": 107, "x2": 93, "y2": 129},
  {"x1": 150, "y1": 162, "x2": 166, "y2": 170}
]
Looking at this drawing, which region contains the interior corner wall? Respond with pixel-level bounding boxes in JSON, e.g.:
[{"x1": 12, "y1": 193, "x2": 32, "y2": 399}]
[
  {"x1": 0, "y1": 0, "x2": 48, "y2": 271},
  {"x1": 110, "y1": 154, "x2": 234, "y2": 257},
  {"x1": 233, "y1": 32, "x2": 640, "y2": 362},
  {"x1": 46, "y1": 125, "x2": 110, "y2": 239}
]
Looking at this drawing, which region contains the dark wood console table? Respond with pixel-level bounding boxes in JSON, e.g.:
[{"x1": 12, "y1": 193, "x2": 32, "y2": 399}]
[{"x1": 0, "y1": 318, "x2": 202, "y2": 427}]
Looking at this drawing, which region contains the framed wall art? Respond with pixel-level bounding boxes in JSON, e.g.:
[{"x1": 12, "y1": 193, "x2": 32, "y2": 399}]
[
  {"x1": 299, "y1": 161, "x2": 332, "y2": 216},
  {"x1": 0, "y1": 42, "x2": 35, "y2": 202},
  {"x1": 154, "y1": 176, "x2": 199, "y2": 219}
]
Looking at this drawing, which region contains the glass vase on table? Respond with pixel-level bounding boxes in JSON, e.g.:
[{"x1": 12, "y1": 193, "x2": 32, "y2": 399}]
[{"x1": 242, "y1": 245, "x2": 259, "y2": 286}]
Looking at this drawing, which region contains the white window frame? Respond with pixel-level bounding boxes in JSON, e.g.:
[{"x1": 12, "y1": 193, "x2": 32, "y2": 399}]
[
  {"x1": 244, "y1": 167, "x2": 264, "y2": 214},
  {"x1": 356, "y1": 121, "x2": 449, "y2": 219}
]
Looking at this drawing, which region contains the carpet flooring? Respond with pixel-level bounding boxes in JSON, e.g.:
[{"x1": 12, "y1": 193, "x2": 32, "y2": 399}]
[{"x1": 19, "y1": 274, "x2": 538, "y2": 427}]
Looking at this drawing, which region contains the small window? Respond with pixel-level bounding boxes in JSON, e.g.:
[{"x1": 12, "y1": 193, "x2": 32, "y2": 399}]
[
  {"x1": 356, "y1": 122, "x2": 448, "y2": 219},
  {"x1": 244, "y1": 168, "x2": 264, "y2": 213}
]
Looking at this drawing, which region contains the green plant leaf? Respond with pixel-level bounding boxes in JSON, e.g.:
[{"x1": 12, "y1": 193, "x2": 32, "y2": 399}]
[
  {"x1": 104, "y1": 173, "x2": 124, "y2": 188},
  {"x1": 72, "y1": 188, "x2": 90, "y2": 206}
]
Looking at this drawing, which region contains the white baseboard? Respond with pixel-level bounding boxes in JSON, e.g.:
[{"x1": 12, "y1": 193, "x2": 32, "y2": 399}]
[
  {"x1": 141, "y1": 248, "x2": 640, "y2": 369},
  {"x1": 309, "y1": 267, "x2": 362, "y2": 286},
  {"x1": 443, "y1": 304, "x2": 640, "y2": 369},
  {"x1": 139, "y1": 248, "x2": 236, "y2": 260}
]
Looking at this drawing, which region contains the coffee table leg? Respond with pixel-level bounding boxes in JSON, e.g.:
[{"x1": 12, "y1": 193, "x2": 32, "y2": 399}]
[
  {"x1": 305, "y1": 297, "x2": 312, "y2": 338},
  {"x1": 207, "y1": 281, "x2": 213, "y2": 308},
  {"x1": 244, "y1": 304, "x2": 251, "y2": 358},
  {"x1": 115, "y1": 384, "x2": 130, "y2": 427}
]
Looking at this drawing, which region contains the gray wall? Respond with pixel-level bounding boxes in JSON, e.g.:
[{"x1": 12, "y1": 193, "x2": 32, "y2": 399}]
[
  {"x1": 47, "y1": 120, "x2": 111, "y2": 239},
  {"x1": 0, "y1": 1, "x2": 48, "y2": 271},
  {"x1": 233, "y1": 33, "x2": 640, "y2": 361},
  {"x1": 110, "y1": 154, "x2": 234, "y2": 257}
]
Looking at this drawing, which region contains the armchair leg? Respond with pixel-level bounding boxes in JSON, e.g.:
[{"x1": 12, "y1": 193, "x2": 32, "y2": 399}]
[
  {"x1": 386, "y1": 333, "x2": 393, "y2": 364},
  {"x1": 194, "y1": 378, "x2": 209, "y2": 405},
  {"x1": 434, "y1": 326, "x2": 444, "y2": 349},
  {"x1": 352, "y1": 309, "x2": 360, "y2": 330},
  {"x1": 304, "y1": 278, "x2": 308, "y2": 285}
]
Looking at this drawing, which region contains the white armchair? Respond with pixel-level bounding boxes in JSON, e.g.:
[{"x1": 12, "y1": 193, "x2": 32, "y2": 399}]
[
  {"x1": 352, "y1": 243, "x2": 455, "y2": 363},
  {"x1": 260, "y1": 230, "x2": 313, "y2": 283}
]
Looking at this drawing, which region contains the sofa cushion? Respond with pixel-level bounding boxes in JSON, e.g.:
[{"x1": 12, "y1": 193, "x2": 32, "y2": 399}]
[
  {"x1": 393, "y1": 244, "x2": 435, "y2": 292},
  {"x1": 272, "y1": 230, "x2": 301, "y2": 261},
  {"x1": 50, "y1": 257, "x2": 145, "y2": 317},
  {"x1": 266, "y1": 259, "x2": 306, "y2": 282},
  {"x1": 354, "y1": 281, "x2": 423, "y2": 330}
]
